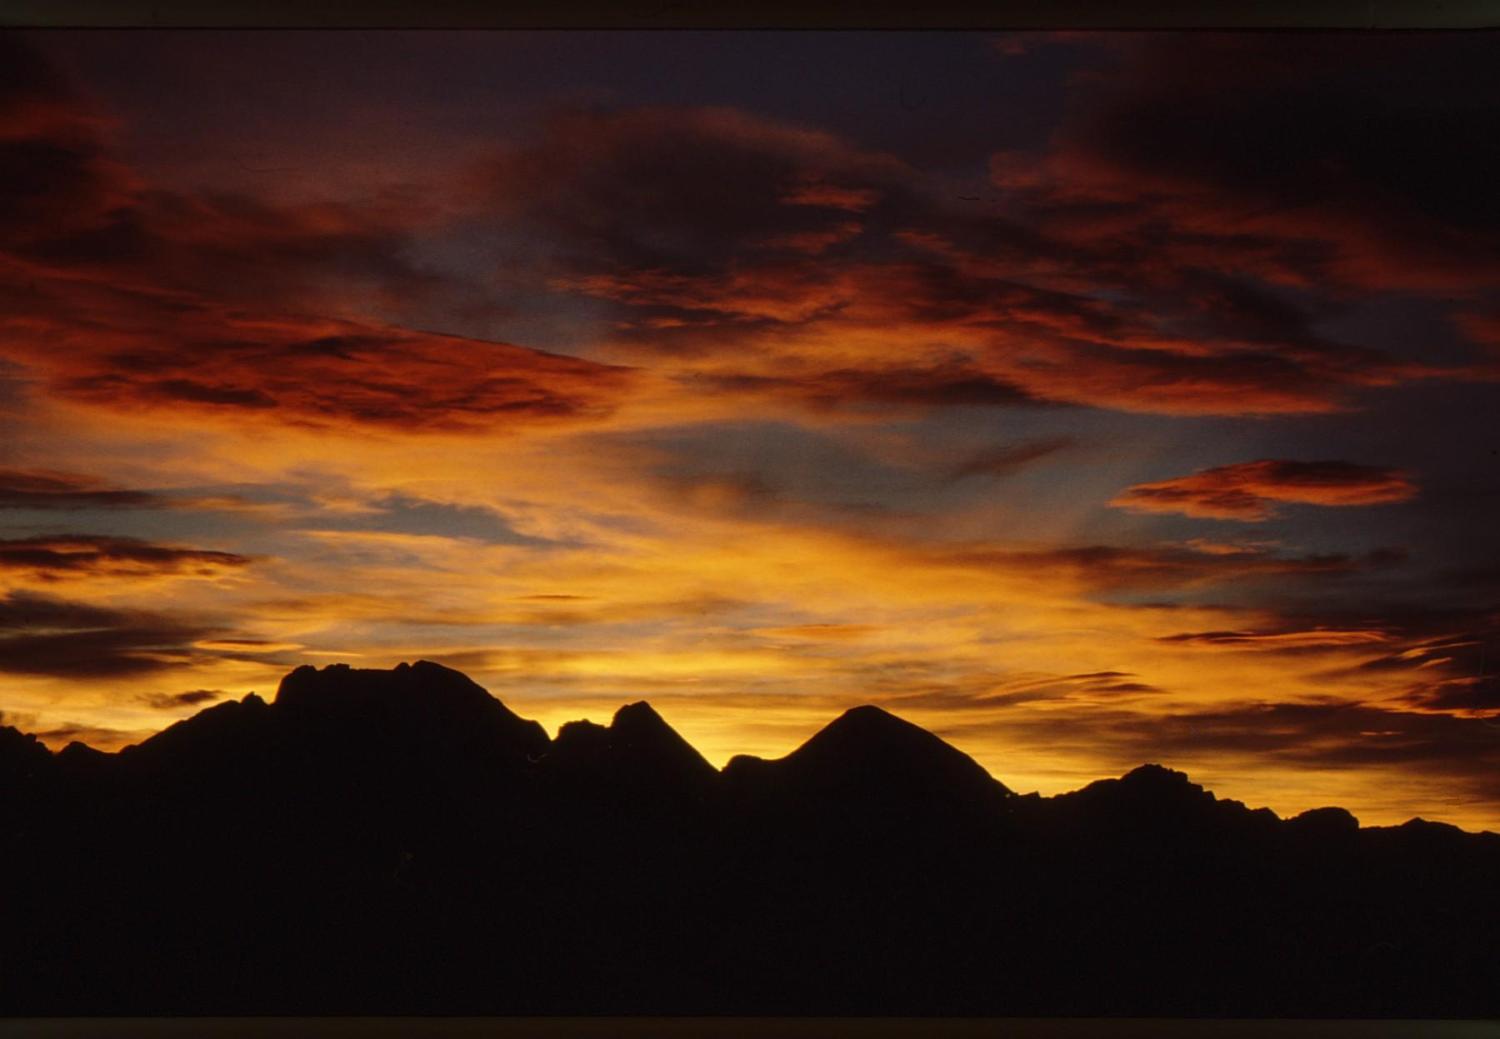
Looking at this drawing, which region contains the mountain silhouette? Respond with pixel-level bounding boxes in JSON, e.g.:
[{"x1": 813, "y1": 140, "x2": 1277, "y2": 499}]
[
  {"x1": 2, "y1": 660, "x2": 1498, "y2": 1017},
  {"x1": 728, "y1": 703, "x2": 1009, "y2": 800}
]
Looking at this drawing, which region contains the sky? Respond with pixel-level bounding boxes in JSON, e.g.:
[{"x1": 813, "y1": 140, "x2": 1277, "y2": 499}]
[{"x1": 2, "y1": 29, "x2": 1499, "y2": 829}]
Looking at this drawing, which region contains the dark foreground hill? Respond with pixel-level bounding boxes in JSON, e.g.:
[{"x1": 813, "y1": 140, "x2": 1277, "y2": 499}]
[{"x1": 2, "y1": 661, "x2": 1497, "y2": 1017}]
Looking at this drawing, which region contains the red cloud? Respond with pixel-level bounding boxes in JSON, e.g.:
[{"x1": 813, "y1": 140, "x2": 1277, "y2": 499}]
[
  {"x1": 40, "y1": 310, "x2": 634, "y2": 432},
  {"x1": 1111, "y1": 460, "x2": 1418, "y2": 521},
  {"x1": 4, "y1": 34, "x2": 1492, "y2": 431},
  {"x1": 493, "y1": 103, "x2": 1462, "y2": 418},
  {"x1": 0, "y1": 38, "x2": 634, "y2": 434}
]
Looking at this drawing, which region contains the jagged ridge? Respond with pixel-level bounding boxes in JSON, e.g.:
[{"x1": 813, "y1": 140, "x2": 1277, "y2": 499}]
[{"x1": 2, "y1": 661, "x2": 1498, "y2": 1018}]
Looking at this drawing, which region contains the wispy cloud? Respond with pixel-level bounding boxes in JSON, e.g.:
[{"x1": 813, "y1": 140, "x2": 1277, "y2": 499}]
[{"x1": 1112, "y1": 460, "x2": 1417, "y2": 520}]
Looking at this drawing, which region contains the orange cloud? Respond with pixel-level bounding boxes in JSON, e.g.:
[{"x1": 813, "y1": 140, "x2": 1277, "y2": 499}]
[
  {"x1": 1158, "y1": 628, "x2": 1393, "y2": 650},
  {"x1": 1111, "y1": 460, "x2": 1418, "y2": 521}
]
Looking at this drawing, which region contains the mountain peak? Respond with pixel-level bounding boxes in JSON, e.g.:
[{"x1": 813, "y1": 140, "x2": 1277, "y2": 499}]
[
  {"x1": 1069, "y1": 762, "x2": 1212, "y2": 805},
  {"x1": 828, "y1": 703, "x2": 906, "y2": 728},
  {"x1": 275, "y1": 659, "x2": 483, "y2": 706},
  {"x1": 777, "y1": 702, "x2": 1011, "y2": 801},
  {"x1": 1289, "y1": 806, "x2": 1360, "y2": 832},
  {"x1": 545, "y1": 700, "x2": 715, "y2": 795},
  {"x1": 611, "y1": 699, "x2": 665, "y2": 728},
  {"x1": 1119, "y1": 763, "x2": 1196, "y2": 789},
  {"x1": 0, "y1": 725, "x2": 51, "y2": 782},
  {"x1": 270, "y1": 660, "x2": 549, "y2": 760}
]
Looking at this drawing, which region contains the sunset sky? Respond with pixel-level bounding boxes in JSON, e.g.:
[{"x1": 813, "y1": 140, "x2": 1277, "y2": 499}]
[{"x1": 3, "y1": 29, "x2": 1498, "y2": 828}]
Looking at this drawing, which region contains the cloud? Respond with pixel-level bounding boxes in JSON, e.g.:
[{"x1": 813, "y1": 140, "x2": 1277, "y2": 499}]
[
  {"x1": 935, "y1": 541, "x2": 1387, "y2": 593},
  {"x1": 0, "y1": 469, "x2": 167, "y2": 510},
  {"x1": 1095, "y1": 700, "x2": 1500, "y2": 782},
  {"x1": 992, "y1": 33, "x2": 1500, "y2": 294},
  {"x1": 297, "y1": 491, "x2": 551, "y2": 545},
  {"x1": 0, "y1": 710, "x2": 39, "y2": 731},
  {"x1": 7, "y1": 34, "x2": 1486, "y2": 432},
  {"x1": 1346, "y1": 617, "x2": 1500, "y2": 716},
  {"x1": 478, "y1": 105, "x2": 909, "y2": 276},
  {"x1": 15, "y1": 305, "x2": 636, "y2": 433},
  {"x1": 509, "y1": 103, "x2": 1467, "y2": 418},
  {"x1": 924, "y1": 691, "x2": 1500, "y2": 823},
  {"x1": 945, "y1": 436, "x2": 1076, "y2": 482},
  {"x1": 0, "y1": 591, "x2": 217, "y2": 678},
  {"x1": 0, "y1": 36, "x2": 636, "y2": 435},
  {"x1": 0, "y1": 33, "x2": 135, "y2": 251},
  {"x1": 0, "y1": 535, "x2": 250, "y2": 579},
  {"x1": 695, "y1": 364, "x2": 1049, "y2": 413},
  {"x1": 1159, "y1": 628, "x2": 1393, "y2": 651},
  {"x1": 887, "y1": 668, "x2": 1164, "y2": 713},
  {"x1": 30, "y1": 722, "x2": 146, "y2": 751},
  {"x1": 1111, "y1": 459, "x2": 1419, "y2": 520},
  {"x1": 1161, "y1": 607, "x2": 1500, "y2": 716},
  {"x1": 484, "y1": 109, "x2": 1130, "y2": 419},
  {"x1": 138, "y1": 689, "x2": 225, "y2": 710},
  {"x1": 752, "y1": 624, "x2": 881, "y2": 641}
]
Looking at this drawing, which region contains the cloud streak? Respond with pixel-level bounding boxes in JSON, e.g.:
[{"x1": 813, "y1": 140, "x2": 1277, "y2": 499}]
[
  {"x1": 0, "y1": 535, "x2": 250, "y2": 579},
  {"x1": 1112, "y1": 460, "x2": 1418, "y2": 521},
  {"x1": 0, "y1": 469, "x2": 167, "y2": 510},
  {"x1": 0, "y1": 592, "x2": 217, "y2": 678}
]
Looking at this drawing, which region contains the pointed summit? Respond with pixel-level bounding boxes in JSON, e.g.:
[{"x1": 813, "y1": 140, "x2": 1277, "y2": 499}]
[
  {"x1": 728, "y1": 703, "x2": 1010, "y2": 812},
  {"x1": 545, "y1": 700, "x2": 715, "y2": 799},
  {"x1": 610, "y1": 701, "x2": 714, "y2": 776},
  {"x1": 790, "y1": 704, "x2": 1007, "y2": 791},
  {"x1": 792, "y1": 703, "x2": 939, "y2": 756}
]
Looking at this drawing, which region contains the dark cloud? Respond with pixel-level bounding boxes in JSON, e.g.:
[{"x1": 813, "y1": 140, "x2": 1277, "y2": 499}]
[
  {"x1": 933, "y1": 693, "x2": 1500, "y2": 811},
  {"x1": 0, "y1": 591, "x2": 216, "y2": 678},
  {"x1": 0, "y1": 469, "x2": 166, "y2": 510},
  {"x1": 0, "y1": 535, "x2": 250, "y2": 578},
  {"x1": 881, "y1": 668, "x2": 1163, "y2": 715},
  {"x1": 31, "y1": 722, "x2": 140, "y2": 749},
  {"x1": 299, "y1": 492, "x2": 550, "y2": 545},
  {"x1": 1347, "y1": 616, "x2": 1500, "y2": 716},
  {"x1": 0, "y1": 33, "x2": 134, "y2": 251},
  {"x1": 139, "y1": 689, "x2": 225, "y2": 710},
  {"x1": 998, "y1": 33, "x2": 1500, "y2": 294},
  {"x1": 1110, "y1": 701, "x2": 1500, "y2": 779},
  {"x1": 480, "y1": 105, "x2": 910, "y2": 277},
  {"x1": 938, "y1": 541, "x2": 1387, "y2": 593},
  {"x1": 1164, "y1": 607, "x2": 1500, "y2": 716},
  {"x1": 1112, "y1": 459, "x2": 1418, "y2": 521},
  {"x1": 499, "y1": 102, "x2": 1462, "y2": 417},
  {"x1": 946, "y1": 436, "x2": 1076, "y2": 482},
  {"x1": 696, "y1": 365, "x2": 1049, "y2": 413}
]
